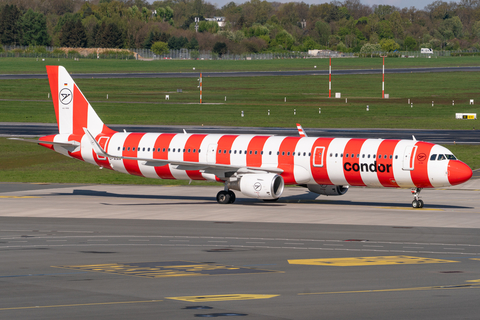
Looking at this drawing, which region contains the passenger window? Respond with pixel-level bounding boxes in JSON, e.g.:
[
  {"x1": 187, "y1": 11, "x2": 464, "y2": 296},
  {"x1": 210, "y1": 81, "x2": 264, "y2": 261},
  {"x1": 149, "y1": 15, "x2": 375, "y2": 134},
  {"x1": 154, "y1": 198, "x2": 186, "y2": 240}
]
[
  {"x1": 118, "y1": 147, "x2": 120, "y2": 151},
  {"x1": 269, "y1": 151, "x2": 272, "y2": 155},
  {"x1": 304, "y1": 152, "x2": 307, "y2": 156},
  {"x1": 261, "y1": 151, "x2": 263, "y2": 155},
  {"x1": 335, "y1": 153, "x2": 338, "y2": 157},
  {"x1": 229, "y1": 150, "x2": 231, "y2": 154},
  {"x1": 389, "y1": 155, "x2": 392, "y2": 159},
  {"x1": 239, "y1": 150, "x2": 242, "y2": 154},
  {"x1": 127, "y1": 147, "x2": 130, "y2": 151},
  {"x1": 395, "y1": 155, "x2": 398, "y2": 159},
  {"x1": 148, "y1": 148, "x2": 151, "y2": 152},
  {"x1": 309, "y1": 152, "x2": 311, "y2": 156},
  {"x1": 249, "y1": 150, "x2": 252, "y2": 155},
  {"x1": 132, "y1": 147, "x2": 136, "y2": 151},
  {"x1": 362, "y1": 154, "x2": 365, "y2": 158},
  {"x1": 255, "y1": 151, "x2": 258, "y2": 155},
  {"x1": 287, "y1": 152, "x2": 290, "y2": 156},
  {"x1": 346, "y1": 154, "x2": 349, "y2": 158},
  {"x1": 277, "y1": 151, "x2": 279, "y2": 155},
  {"x1": 188, "y1": 149, "x2": 191, "y2": 153},
  {"x1": 218, "y1": 150, "x2": 221, "y2": 153},
  {"x1": 330, "y1": 153, "x2": 332, "y2": 157},
  {"x1": 367, "y1": 154, "x2": 370, "y2": 158},
  {"x1": 223, "y1": 150, "x2": 227, "y2": 154}
]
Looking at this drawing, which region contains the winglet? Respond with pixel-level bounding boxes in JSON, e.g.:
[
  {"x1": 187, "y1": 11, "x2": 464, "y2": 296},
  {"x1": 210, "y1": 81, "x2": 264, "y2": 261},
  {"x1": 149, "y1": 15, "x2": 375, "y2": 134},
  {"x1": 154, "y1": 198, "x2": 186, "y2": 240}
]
[{"x1": 296, "y1": 123, "x2": 307, "y2": 137}]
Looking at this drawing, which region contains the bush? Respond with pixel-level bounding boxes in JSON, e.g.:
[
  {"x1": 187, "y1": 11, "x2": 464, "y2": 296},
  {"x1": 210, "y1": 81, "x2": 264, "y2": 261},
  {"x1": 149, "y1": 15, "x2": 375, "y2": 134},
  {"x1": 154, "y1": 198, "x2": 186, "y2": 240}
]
[
  {"x1": 52, "y1": 48, "x2": 65, "y2": 54},
  {"x1": 190, "y1": 50, "x2": 199, "y2": 59},
  {"x1": 151, "y1": 41, "x2": 169, "y2": 55}
]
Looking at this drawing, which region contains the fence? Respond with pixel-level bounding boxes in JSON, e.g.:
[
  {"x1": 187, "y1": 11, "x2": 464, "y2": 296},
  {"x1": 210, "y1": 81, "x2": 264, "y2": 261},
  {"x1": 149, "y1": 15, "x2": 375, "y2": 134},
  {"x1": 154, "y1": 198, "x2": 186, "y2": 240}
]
[{"x1": 0, "y1": 45, "x2": 478, "y2": 60}]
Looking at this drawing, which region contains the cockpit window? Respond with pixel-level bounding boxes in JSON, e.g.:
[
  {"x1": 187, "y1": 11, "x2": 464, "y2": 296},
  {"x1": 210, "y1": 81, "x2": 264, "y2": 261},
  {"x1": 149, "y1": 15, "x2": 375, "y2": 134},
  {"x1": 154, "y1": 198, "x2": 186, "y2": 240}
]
[
  {"x1": 437, "y1": 154, "x2": 446, "y2": 160},
  {"x1": 445, "y1": 154, "x2": 457, "y2": 160},
  {"x1": 430, "y1": 154, "x2": 437, "y2": 160}
]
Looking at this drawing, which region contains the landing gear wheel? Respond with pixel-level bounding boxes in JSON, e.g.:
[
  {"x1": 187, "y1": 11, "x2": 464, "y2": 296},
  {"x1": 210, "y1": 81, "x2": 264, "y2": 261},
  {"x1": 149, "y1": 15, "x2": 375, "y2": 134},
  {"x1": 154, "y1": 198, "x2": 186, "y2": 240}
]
[
  {"x1": 412, "y1": 200, "x2": 419, "y2": 208},
  {"x1": 418, "y1": 199, "x2": 424, "y2": 208},
  {"x1": 216, "y1": 191, "x2": 231, "y2": 204},
  {"x1": 227, "y1": 190, "x2": 236, "y2": 204}
]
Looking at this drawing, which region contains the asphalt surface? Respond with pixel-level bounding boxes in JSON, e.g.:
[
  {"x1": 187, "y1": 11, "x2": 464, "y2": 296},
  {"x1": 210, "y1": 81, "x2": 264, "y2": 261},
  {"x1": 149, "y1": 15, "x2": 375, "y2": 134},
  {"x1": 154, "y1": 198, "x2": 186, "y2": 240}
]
[
  {"x1": 1, "y1": 181, "x2": 480, "y2": 320},
  {"x1": 1, "y1": 66, "x2": 480, "y2": 80},
  {"x1": 2, "y1": 122, "x2": 479, "y2": 145}
]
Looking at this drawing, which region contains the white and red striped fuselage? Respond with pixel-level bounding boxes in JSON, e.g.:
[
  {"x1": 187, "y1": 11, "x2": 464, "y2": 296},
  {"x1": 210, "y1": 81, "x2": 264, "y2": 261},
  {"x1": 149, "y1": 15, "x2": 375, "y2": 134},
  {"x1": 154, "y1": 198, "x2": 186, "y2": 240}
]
[{"x1": 42, "y1": 131, "x2": 471, "y2": 190}]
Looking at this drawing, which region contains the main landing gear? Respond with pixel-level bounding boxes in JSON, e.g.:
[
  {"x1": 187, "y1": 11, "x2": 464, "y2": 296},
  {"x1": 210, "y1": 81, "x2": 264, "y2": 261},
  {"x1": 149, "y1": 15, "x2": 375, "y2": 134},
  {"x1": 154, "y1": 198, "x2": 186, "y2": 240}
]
[
  {"x1": 216, "y1": 188, "x2": 236, "y2": 204},
  {"x1": 411, "y1": 187, "x2": 424, "y2": 208}
]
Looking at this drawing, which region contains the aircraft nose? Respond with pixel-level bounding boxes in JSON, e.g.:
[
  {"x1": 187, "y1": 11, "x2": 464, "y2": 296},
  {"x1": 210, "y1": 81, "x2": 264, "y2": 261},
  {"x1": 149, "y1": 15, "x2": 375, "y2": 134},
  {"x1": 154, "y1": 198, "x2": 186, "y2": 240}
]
[{"x1": 448, "y1": 160, "x2": 473, "y2": 186}]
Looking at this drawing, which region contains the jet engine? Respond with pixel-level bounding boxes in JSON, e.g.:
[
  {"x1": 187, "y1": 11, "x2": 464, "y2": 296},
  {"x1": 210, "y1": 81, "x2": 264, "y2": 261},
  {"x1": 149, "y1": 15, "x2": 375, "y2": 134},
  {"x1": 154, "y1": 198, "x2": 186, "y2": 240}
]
[
  {"x1": 228, "y1": 174, "x2": 284, "y2": 200},
  {"x1": 304, "y1": 184, "x2": 349, "y2": 196}
]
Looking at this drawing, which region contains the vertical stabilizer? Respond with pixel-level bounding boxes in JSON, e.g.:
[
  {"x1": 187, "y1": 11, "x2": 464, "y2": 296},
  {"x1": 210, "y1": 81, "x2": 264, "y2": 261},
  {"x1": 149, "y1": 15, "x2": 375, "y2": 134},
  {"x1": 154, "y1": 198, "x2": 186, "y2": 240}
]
[{"x1": 46, "y1": 65, "x2": 114, "y2": 136}]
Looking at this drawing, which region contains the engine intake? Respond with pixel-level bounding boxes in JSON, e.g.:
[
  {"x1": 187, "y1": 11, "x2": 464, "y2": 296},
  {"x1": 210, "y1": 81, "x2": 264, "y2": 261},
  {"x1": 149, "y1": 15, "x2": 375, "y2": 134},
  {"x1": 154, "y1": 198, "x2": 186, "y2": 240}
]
[{"x1": 228, "y1": 174, "x2": 284, "y2": 200}]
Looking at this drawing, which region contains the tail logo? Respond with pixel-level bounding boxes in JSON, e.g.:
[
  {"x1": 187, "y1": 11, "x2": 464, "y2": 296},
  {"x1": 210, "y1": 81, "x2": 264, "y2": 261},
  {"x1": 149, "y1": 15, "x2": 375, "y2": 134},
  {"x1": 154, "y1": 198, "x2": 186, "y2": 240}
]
[{"x1": 60, "y1": 88, "x2": 72, "y2": 105}]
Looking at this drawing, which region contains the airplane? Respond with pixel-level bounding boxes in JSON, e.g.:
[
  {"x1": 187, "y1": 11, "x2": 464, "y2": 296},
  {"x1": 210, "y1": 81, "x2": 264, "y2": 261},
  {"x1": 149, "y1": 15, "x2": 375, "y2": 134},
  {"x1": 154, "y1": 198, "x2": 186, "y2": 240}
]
[{"x1": 12, "y1": 66, "x2": 473, "y2": 208}]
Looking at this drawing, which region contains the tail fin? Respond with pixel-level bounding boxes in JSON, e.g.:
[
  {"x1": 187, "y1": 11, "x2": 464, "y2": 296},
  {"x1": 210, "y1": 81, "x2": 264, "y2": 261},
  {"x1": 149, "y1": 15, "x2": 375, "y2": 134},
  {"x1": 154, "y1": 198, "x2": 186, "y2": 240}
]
[{"x1": 46, "y1": 65, "x2": 115, "y2": 136}]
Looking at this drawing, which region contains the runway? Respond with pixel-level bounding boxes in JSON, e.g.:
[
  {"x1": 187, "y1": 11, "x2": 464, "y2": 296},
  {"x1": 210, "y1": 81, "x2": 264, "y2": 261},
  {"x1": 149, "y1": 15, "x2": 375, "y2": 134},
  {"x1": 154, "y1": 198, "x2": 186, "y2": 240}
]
[
  {"x1": 2, "y1": 66, "x2": 480, "y2": 80},
  {"x1": 1, "y1": 182, "x2": 480, "y2": 319},
  {"x1": 2, "y1": 122, "x2": 479, "y2": 145}
]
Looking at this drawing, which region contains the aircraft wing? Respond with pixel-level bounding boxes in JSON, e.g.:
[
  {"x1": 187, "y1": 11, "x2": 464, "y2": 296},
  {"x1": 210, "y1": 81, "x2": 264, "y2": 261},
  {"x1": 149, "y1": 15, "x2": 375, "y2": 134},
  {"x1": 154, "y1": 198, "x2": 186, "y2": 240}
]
[{"x1": 83, "y1": 128, "x2": 283, "y2": 175}]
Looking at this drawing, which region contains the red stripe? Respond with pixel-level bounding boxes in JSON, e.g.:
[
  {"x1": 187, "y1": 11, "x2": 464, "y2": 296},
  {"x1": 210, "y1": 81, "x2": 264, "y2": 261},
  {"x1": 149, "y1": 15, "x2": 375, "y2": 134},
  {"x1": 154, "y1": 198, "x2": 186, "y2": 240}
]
[
  {"x1": 376, "y1": 140, "x2": 399, "y2": 187},
  {"x1": 310, "y1": 138, "x2": 334, "y2": 185},
  {"x1": 184, "y1": 134, "x2": 207, "y2": 180},
  {"x1": 46, "y1": 66, "x2": 59, "y2": 131},
  {"x1": 66, "y1": 133, "x2": 84, "y2": 162},
  {"x1": 278, "y1": 137, "x2": 301, "y2": 184},
  {"x1": 73, "y1": 84, "x2": 88, "y2": 135},
  {"x1": 102, "y1": 124, "x2": 117, "y2": 135},
  {"x1": 122, "y1": 133, "x2": 145, "y2": 177},
  {"x1": 342, "y1": 139, "x2": 366, "y2": 187},
  {"x1": 91, "y1": 133, "x2": 113, "y2": 170},
  {"x1": 153, "y1": 133, "x2": 176, "y2": 179},
  {"x1": 39, "y1": 135, "x2": 56, "y2": 151},
  {"x1": 216, "y1": 135, "x2": 238, "y2": 165},
  {"x1": 410, "y1": 142, "x2": 434, "y2": 188},
  {"x1": 246, "y1": 136, "x2": 269, "y2": 167}
]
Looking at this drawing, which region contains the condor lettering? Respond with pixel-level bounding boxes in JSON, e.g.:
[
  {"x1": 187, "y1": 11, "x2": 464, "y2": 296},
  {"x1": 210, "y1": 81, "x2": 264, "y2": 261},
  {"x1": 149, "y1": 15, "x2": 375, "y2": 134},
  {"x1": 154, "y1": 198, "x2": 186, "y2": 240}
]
[{"x1": 344, "y1": 161, "x2": 392, "y2": 173}]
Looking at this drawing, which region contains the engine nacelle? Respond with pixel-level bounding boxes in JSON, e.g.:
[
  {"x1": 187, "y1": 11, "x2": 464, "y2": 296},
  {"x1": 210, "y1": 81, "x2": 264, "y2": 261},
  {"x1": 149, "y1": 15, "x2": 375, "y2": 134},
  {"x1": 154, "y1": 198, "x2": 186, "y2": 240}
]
[
  {"x1": 229, "y1": 174, "x2": 285, "y2": 200},
  {"x1": 306, "y1": 184, "x2": 349, "y2": 196}
]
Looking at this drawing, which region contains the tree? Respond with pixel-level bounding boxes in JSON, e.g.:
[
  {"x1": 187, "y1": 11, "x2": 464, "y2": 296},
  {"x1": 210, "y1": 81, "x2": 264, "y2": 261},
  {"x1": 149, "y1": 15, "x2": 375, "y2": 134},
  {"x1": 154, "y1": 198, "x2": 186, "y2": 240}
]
[
  {"x1": 404, "y1": 36, "x2": 417, "y2": 50},
  {"x1": 379, "y1": 38, "x2": 399, "y2": 51},
  {"x1": 212, "y1": 41, "x2": 227, "y2": 57},
  {"x1": 275, "y1": 30, "x2": 294, "y2": 50},
  {"x1": 315, "y1": 20, "x2": 330, "y2": 46},
  {"x1": 151, "y1": 41, "x2": 169, "y2": 55},
  {"x1": 0, "y1": 4, "x2": 21, "y2": 45},
  {"x1": 360, "y1": 42, "x2": 382, "y2": 54},
  {"x1": 18, "y1": 9, "x2": 51, "y2": 46}
]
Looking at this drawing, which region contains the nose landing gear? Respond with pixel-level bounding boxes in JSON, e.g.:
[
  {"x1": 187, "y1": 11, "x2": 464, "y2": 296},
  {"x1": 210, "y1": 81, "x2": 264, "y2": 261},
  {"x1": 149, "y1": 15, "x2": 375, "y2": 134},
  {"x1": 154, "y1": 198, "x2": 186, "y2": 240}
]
[{"x1": 411, "y1": 188, "x2": 424, "y2": 208}]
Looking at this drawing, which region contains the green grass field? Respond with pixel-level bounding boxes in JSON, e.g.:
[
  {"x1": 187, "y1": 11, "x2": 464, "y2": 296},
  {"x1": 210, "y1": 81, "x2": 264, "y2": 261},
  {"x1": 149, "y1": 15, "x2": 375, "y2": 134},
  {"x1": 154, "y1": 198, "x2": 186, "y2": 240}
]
[
  {"x1": 1, "y1": 57, "x2": 479, "y2": 184},
  {"x1": 1, "y1": 72, "x2": 479, "y2": 129},
  {"x1": 0, "y1": 55, "x2": 480, "y2": 74}
]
